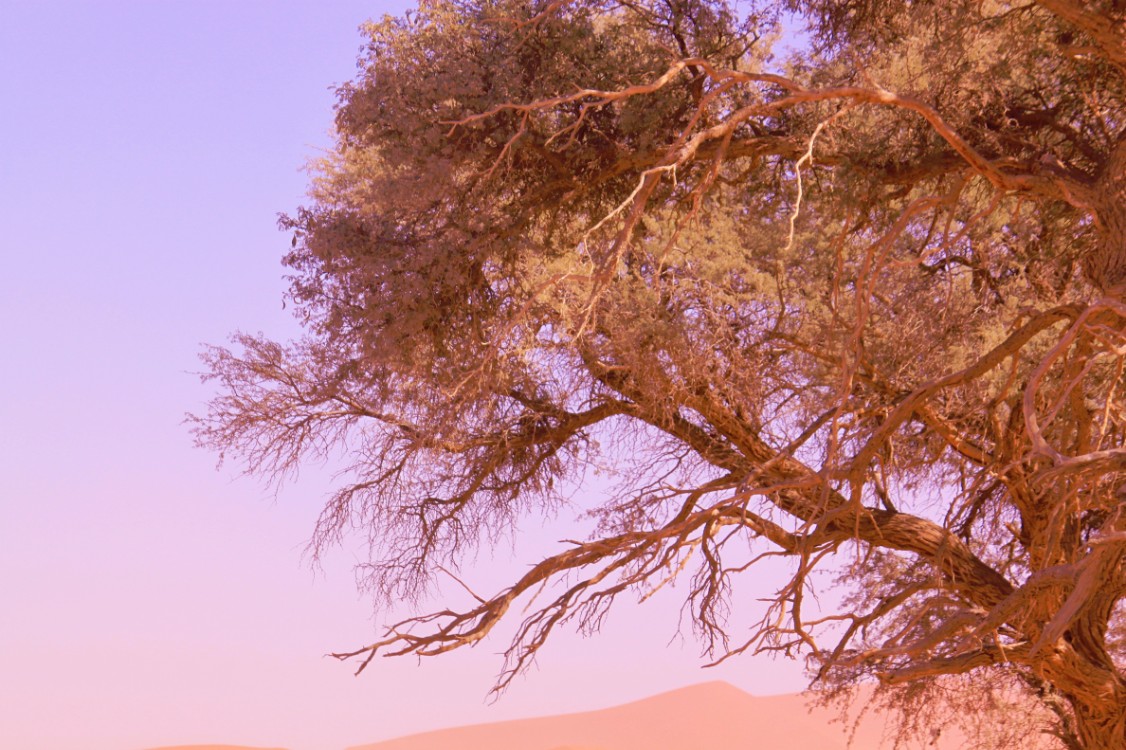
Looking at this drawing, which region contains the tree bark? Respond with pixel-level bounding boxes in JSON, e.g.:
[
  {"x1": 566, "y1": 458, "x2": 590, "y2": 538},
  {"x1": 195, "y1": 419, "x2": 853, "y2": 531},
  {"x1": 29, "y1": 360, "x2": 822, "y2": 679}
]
[
  {"x1": 1071, "y1": 693, "x2": 1126, "y2": 750},
  {"x1": 1086, "y1": 135, "x2": 1126, "y2": 295}
]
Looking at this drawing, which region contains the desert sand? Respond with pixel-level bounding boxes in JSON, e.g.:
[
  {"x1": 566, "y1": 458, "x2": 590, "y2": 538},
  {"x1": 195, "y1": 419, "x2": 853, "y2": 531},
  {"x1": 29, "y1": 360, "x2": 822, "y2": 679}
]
[
  {"x1": 345, "y1": 681, "x2": 964, "y2": 750},
  {"x1": 145, "y1": 681, "x2": 1047, "y2": 750},
  {"x1": 143, "y1": 743, "x2": 290, "y2": 747}
]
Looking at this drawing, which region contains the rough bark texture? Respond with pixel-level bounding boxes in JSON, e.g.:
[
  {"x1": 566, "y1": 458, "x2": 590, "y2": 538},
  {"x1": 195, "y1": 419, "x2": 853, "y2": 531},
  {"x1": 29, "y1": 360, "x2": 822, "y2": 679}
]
[{"x1": 1089, "y1": 138, "x2": 1126, "y2": 294}]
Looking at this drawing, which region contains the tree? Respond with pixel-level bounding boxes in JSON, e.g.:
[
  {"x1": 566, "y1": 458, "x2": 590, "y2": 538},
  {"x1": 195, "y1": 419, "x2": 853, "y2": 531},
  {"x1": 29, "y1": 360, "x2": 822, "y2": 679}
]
[{"x1": 192, "y1": 0, "x2": 1126, "y2": 747}]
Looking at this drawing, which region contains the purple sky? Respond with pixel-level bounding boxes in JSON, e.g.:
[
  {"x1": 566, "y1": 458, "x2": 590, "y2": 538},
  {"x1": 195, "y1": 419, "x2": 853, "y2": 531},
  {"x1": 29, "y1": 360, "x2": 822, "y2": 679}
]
[{"x1": 0, "y1": 3, "x2": 807, "y2": 749}]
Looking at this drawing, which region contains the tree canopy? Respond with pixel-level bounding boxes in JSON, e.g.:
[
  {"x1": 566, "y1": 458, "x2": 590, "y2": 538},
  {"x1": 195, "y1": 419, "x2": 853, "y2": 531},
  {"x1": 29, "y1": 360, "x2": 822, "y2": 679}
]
[{"x1": 193, "y1": 1, "x2": 1126, "y2": 747}]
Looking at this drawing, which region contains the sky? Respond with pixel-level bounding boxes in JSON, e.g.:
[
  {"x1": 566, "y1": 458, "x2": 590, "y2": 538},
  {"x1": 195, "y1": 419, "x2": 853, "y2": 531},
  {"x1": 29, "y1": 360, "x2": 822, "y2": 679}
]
[{"x1": 0, "y1": 3, "x2": 808, "y2": 749}]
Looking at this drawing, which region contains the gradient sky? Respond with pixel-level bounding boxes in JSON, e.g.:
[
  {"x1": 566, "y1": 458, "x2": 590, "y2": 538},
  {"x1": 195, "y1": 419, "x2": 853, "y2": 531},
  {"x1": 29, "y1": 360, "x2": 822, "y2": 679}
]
[{"x1": 0, "y1": 3, "x2": 808, "y2": 749}]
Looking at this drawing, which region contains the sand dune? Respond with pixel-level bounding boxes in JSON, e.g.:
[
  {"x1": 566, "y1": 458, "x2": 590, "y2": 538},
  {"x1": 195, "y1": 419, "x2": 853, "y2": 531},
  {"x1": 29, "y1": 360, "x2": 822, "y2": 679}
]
[
  {"x1": 143, "y1": 680, "x2": 1054, "y2": 750},
  {"x1": 346, "y1": 680, "x2": 961, "y2": 750},
  {"x1": 142, "y1": 745, "x2": 290, "y2": 750}
]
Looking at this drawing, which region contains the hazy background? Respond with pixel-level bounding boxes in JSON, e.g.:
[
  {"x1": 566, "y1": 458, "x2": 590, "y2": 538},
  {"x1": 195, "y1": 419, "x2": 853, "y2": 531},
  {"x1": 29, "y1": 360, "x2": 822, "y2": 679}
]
[{"x1": 0, "y1": 3, "x2": 807, "y2": 749}]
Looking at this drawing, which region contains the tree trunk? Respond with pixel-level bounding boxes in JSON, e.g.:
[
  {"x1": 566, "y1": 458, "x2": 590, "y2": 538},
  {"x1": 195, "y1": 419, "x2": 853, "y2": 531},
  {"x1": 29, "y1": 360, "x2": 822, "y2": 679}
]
[
  {"x1": 1071, "y1": 694, "x2": 1126, "y2": 750},
  {"x1": 1086, "y1": 136, "x2": 1126, "y2": 295}
]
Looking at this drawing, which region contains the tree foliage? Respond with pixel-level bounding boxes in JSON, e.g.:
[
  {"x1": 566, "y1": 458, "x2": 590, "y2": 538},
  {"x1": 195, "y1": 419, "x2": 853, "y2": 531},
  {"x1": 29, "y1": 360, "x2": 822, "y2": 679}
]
[{"x1": 193, "y1": 1, "x2": 1126, "y2": 747}]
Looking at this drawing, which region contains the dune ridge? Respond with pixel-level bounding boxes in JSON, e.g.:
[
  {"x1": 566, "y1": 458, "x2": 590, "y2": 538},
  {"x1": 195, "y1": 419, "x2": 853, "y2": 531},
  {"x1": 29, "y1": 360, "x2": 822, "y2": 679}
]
[
  {"x1": 144, "y1": 680, "x2": 1054, "y2": 750},
  {"x1": 142, "y1": 745, "x2": 291, "y2": 750},
  {"x1": 345, "y1": 680, "x2": 948, "y2": 750}
]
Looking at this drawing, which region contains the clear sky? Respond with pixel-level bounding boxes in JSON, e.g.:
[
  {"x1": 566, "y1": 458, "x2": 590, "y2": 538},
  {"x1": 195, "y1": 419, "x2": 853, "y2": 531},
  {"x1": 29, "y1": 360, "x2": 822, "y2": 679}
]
[{"x1": 0, "y1": 3, "x2": 807, "y2": 749}]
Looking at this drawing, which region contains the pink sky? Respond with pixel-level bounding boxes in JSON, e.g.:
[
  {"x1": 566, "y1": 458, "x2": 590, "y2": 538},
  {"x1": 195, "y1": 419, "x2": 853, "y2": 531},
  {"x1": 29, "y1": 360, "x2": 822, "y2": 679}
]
[{"x1": 0, "y1": 3, "x2": 808, "y2": 749}]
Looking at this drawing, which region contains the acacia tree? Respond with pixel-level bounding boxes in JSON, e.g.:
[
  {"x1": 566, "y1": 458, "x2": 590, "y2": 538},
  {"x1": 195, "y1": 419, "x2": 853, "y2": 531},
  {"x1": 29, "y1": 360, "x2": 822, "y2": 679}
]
[{"x1": 194, "y1": 0, "x2": 1126, "y2": 746}]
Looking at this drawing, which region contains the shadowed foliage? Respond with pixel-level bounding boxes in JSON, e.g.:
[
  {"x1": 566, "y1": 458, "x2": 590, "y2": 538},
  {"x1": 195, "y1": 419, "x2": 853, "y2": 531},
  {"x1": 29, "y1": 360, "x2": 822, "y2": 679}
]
[{"x1": 193, "y1": 1, "x2": 1126, "y2": 747}]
